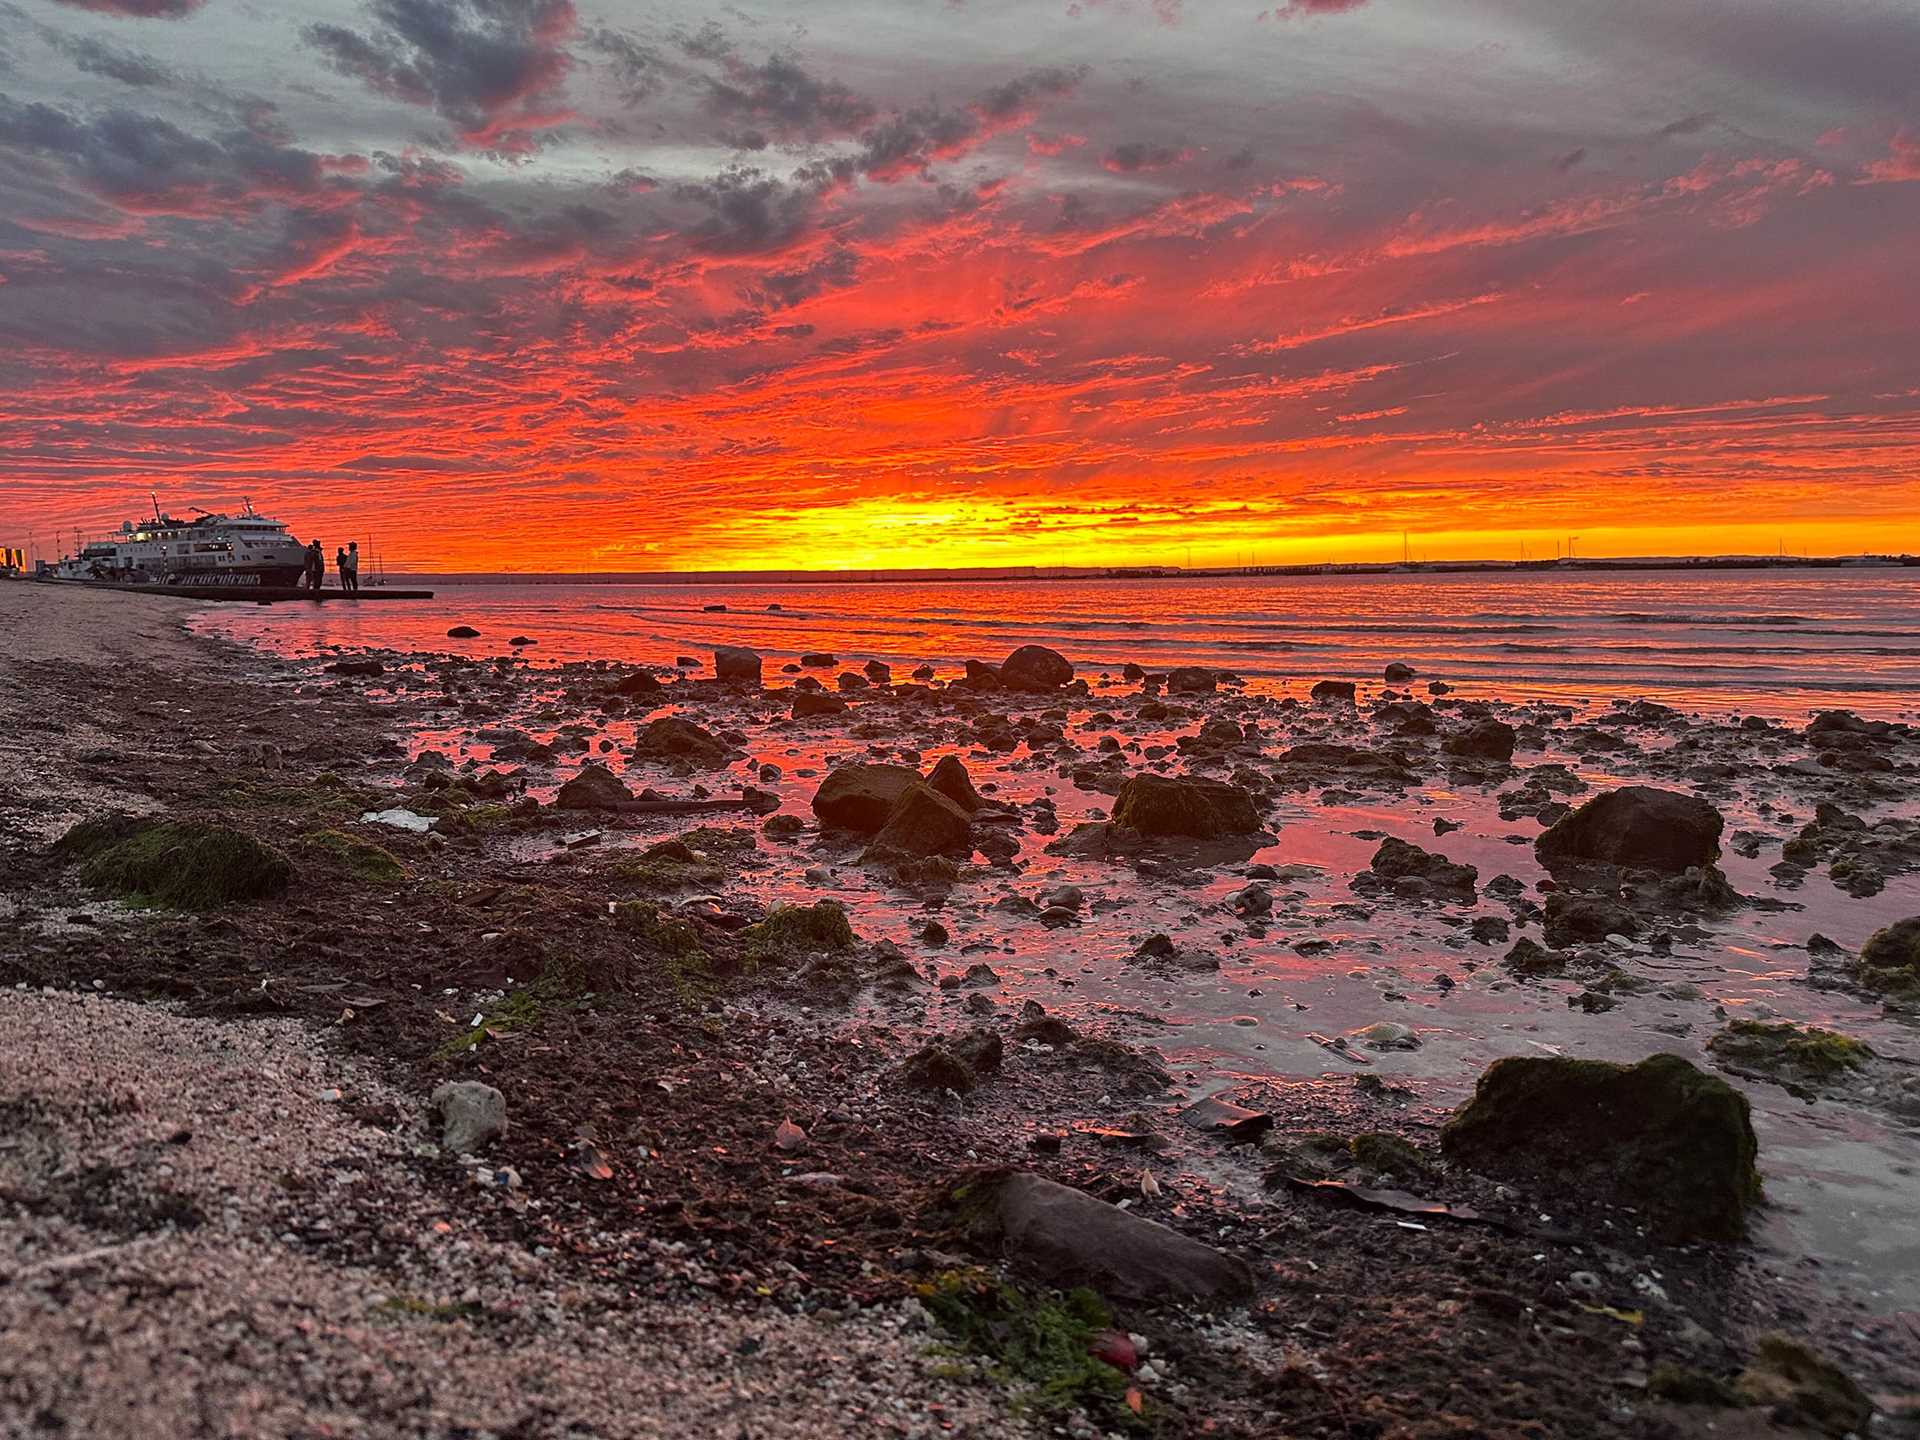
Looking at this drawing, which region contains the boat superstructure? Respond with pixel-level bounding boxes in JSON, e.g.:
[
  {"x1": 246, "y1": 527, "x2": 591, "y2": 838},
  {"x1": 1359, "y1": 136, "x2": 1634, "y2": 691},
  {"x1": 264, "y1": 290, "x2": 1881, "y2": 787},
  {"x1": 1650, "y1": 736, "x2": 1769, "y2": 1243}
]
[{"x1": 44, "y1": 499, "x2": 309, "y2": 588}]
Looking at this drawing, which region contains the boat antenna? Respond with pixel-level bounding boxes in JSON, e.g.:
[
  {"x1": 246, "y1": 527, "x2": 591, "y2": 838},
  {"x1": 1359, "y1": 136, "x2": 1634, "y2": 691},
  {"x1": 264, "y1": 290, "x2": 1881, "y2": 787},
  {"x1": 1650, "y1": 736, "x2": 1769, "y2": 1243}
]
[{"x1": 151, "y1": 491, "x2": 162, "y2": 523}]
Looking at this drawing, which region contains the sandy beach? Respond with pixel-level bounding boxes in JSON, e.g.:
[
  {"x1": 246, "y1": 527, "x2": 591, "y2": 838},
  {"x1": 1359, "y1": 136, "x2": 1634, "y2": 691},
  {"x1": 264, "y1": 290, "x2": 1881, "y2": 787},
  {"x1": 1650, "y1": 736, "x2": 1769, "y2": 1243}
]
[{"x1": 3, "y1": 578, "x2": 1918, "y2": 1440}]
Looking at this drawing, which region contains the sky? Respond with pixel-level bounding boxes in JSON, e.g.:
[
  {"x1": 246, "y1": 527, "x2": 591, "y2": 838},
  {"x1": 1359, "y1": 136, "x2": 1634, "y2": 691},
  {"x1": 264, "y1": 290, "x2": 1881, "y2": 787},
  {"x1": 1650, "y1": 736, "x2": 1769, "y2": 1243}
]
[{"x1": 1, "y1": 0, "x2": 1917, "y2": 572}]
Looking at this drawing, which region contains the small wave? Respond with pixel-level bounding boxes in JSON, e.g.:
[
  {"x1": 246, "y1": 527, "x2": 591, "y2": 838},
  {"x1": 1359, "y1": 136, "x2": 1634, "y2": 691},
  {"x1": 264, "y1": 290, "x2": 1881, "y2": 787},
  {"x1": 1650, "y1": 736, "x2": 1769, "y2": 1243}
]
[{"x1": 1602, "y1": 612, "x2": 1813, "y2": 626}]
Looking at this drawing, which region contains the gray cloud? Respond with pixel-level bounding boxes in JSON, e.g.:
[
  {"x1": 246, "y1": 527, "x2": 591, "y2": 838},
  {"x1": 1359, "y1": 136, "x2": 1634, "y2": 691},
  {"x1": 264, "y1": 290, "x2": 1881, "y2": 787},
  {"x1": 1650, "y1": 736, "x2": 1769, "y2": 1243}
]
[
  {"x1": 49, "y1": 32, "x2": 173, "y2": 87},
  {"x1": 45, "y1": 0, "x2": 204, "y2": 16},
  {"x1": 704, "y1": 54, "x2": 875, "y2": 137}
]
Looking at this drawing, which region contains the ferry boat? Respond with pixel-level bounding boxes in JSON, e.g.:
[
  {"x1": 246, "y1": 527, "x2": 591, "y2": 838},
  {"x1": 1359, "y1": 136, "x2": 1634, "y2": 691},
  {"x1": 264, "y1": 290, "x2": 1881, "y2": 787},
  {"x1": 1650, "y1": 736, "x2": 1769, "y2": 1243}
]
[{"x1": 43, "y1": 499, "x2": 310, "y2": 588}]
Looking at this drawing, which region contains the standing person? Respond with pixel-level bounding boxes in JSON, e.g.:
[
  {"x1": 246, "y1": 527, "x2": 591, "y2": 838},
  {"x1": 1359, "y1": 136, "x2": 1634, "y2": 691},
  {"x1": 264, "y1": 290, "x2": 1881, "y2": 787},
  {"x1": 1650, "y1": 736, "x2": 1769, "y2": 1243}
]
[
  {"x1": 345, "y1": 541, "x2": 361, "y2": 593},
  {"x1": 307, "y1": 540, "x2": 325, "y2": 591},
  {"x1": 336, "y1": 545, "x2": 349, "y2": 590}
]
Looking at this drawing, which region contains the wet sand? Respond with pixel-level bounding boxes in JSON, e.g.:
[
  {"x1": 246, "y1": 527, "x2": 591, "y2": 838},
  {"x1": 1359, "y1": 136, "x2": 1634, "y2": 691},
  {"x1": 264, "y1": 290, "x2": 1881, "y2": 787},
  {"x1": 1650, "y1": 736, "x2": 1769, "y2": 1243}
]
[{"x1": 3, "y1": 579, "x2": 1919, "y2": 1439}]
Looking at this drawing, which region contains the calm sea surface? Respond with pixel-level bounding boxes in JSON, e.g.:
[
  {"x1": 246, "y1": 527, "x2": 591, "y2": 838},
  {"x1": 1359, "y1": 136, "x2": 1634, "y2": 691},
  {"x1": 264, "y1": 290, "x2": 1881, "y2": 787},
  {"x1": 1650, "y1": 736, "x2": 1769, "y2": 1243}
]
[{"x1": 196, "y1": 568, "x2": 1920, "y2": 718}]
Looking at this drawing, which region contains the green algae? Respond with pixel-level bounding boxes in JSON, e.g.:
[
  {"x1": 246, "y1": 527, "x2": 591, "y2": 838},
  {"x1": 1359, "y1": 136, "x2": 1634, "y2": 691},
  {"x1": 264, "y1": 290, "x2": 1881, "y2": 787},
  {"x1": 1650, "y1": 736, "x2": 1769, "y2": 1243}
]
[
  {"x1": 302, "y1": 829, "x2": 406, "y2": 885},
  {"x1": 58, "y1": 816, "x2": 292, "y2": 910}
]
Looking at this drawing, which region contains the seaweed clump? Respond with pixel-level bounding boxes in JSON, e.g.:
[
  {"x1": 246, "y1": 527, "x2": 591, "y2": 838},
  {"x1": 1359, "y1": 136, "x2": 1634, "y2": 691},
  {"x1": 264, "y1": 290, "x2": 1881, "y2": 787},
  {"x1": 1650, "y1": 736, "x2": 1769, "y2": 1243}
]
[
  {"x1": 1707, "y1": 1019, "x2": 1873, "y2": 1090},
  {"x1": 1856, "y1": 917, "x2": 1920, "y2": 999},
  {"x1": 740, "y1": 901, "x2": 855, "y2": 965},
  {"x1": 917, "y1": 1269, "x2": 1136, "y2": 1426},
  {"x1": 57, "y1": 816, "x2": 292, "y2": 910},
  {"x1": 302, "y1": 829, "x2": 406, "y2": 885}
]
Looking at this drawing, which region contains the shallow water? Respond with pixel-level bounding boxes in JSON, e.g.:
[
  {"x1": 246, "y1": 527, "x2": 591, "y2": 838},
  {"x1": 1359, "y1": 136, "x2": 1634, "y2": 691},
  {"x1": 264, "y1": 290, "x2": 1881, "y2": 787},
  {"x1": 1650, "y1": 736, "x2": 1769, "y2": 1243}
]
[
  {"x1": 195, "y1": 569, "x2": 1920, "y2": 1311},
  {"x1": 196, "y1": 568, "x2": 1920, "y2": 719}
]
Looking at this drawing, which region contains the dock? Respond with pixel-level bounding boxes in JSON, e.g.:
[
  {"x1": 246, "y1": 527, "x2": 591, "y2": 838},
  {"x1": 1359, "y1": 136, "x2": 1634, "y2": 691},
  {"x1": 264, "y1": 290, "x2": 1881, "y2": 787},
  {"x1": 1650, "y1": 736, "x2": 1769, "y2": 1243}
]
[{"x1": 39, "y1": 579, "x2": 434, "y2": 603}]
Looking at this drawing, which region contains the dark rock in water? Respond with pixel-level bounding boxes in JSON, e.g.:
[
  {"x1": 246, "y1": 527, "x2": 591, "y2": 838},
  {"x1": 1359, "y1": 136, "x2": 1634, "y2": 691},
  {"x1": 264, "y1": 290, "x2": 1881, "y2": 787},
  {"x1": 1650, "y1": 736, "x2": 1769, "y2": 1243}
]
[
  {"x1": 508, "y1": 635, "x2": 535, "y2": 647},
  {"x1": 1537, "y1": 785, "x2": 1723, "y2": 873},
  {"x1": 1112, "y1": 774, "x2": 1260, "y2": 838},
  {"x1": 1503, "y1": 937, "x2": 1563, "y2": 977},
  {"x1": 912, "y1": 663, "x2": 935, "y2": 680},
  {"x1": 556, "y1": 761, "x2": 632, "y2": 810},
  {"x1": 1311, "y1": 679, "x2": 1357, "y2": 703},
  {"x1": 1734, "y1": 1334, "x2": 1873, "y2": 1438},
  {"x1": 1707, "y1": 1019, "x2": 1873, "y2": 1093},
  {"x1": 1122, "y1": 662, "x2": 1147, "y2": 682},
  {"x1": 633, "y1": 716, "x2": 729, "y2": 768},
  {"x1": 702, "y1": 604, "x2": 727, "y2": 613},
  {"x1": 958, "y1": 658, "x2": 1003, "y2": 690},
  {"x1": 1544, "y1": 891, "x2": 1641, "y2": 945},
  {"x1": 867, "y1": 782, "x2": 973, "y2": 859},
  {"x1": 800, "y1": 652, "x2": 836, "y2": 667},
  {"x1": 1444, "y1": 718, "x2": 1516, "y2": 762},
  {"x1": 999, "y1": 644, "x2": 1074, "y2": 691},
  {"x1": 973, "y1": 1172, "x2": 1255, "y2": 1301},
  {"x1": 325, "y1": 658, "x2": 385, "y2": 677},
  {"x1": 1856, "y1": 917, "x2": 1920, "y2": 998},
  {"x1": 811, "y1": 762, "x2": 921, "y2": 834},
  {"x1": 920, "y1": 919, "x2": 949, "y2": 946},
  {"x1": 1383, "y1": 662, "x2": 1416, "y2": 681},
  {"x1": 56, "y1": 816, "x2": 292, "y2": 910},
  {"x1": 1364, "y1": 836, "x2": 1478, "y2": 897},
  {"x1": 837, "y1": 672, "x2": 868, "y2": 691},
  {"x1": 901, "y1": 1043, "x2": 977, "y2": 1094},
  {"x1": 713, "y1": 646, "x2": 762, "y2": 683},
  {"x1": 926, "y1": 754, "x2": 984, "y2": 813},
  {"x1": 1441, "y1": 1053, "x2": 1759, "y2": 1242},
  {"x1": 614, "y1": 670, "x2": 663, "y2": 696},
  {"x1": 447, "y1": 625, "x2": 480, "y2": 638},
  {"x1": 864, "y1": 658, "x2": 892, "y2": 683},
  {"x1": 1166, "y1": 666, "x2": 1217, "y2": 694},
  {"x1": 791, "y1": 690, "x2": 848, "y2": 718}
]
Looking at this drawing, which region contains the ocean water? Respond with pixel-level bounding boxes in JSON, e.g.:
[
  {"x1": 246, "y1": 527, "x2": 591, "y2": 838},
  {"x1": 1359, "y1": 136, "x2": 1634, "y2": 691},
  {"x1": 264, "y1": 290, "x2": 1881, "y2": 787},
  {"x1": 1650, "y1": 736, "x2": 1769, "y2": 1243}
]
[{"x1": 193, "y1": 568, "x2": 1920, "y2": 719}]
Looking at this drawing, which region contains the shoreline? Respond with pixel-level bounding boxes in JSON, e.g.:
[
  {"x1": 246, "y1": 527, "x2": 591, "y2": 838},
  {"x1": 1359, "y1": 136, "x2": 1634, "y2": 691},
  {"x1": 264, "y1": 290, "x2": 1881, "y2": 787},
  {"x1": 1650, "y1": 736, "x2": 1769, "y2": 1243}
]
[{"x1": 4, "y1": 581, "x2": 1919, "y2": 1438}]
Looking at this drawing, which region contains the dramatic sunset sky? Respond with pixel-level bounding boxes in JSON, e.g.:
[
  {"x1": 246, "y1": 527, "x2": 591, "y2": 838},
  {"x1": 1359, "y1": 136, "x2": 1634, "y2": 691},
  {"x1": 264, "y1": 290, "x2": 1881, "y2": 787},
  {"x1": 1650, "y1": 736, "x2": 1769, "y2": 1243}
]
[{"x1": 1, "y1": 0, "x2": 1916, "y2": 570}]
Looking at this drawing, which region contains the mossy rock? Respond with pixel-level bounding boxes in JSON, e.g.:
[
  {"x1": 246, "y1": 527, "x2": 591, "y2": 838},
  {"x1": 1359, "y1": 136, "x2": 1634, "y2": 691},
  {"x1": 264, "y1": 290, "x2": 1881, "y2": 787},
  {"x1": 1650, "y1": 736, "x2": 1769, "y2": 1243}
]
[
  {"x1": 740, "y1": 901, "x2": 855, "y2": 964},
  {"x1": 1349, "y1": 1132, "x2": 1436, "y2": 1180},
  {"x1": 1111, "y1": 774, "x2": 1260, "y2": 839},
  {"x1": 58, "y1": 816, "x2": 293, "y2": 910},
  {"x1": 612, "y1": 901, "x2": 706, "y2": 959},
  {"x1": 1735, "y1": 1335, "x2": 1872, "y2": 1437},
  {"x1": 1441, "y1": 1053, "x2": 1759, "y2": 1242},
  {"x1": 612, "y1": 838, "x2": 724, "y2": 890},
  {"x1": 1647, "y1": 1362, "x2": 1738, "y2": 1407},
  {"x1": 916, "y1": 1269, "x2": 1135, "y2": 1426},
  {"x1": 1857, "y1": 916, "x2": 1920, "y2": 998},
  {"x1": 1708, "y1": 1020, "x2": 1873, "y2": 1087},
  {"x1": 302, "y1": 829, "x2": 406, "y2": 885}
]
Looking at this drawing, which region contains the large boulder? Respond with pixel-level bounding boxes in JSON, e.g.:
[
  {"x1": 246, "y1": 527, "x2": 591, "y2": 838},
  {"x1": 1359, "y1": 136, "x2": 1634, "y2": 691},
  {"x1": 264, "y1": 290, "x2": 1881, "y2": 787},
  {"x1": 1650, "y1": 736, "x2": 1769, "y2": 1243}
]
[
  {"x1": 1311, "y1": 679, "x2": 1357, "y2": 704},
  {"x1": 634, "y1": 716, "x2": 729, "y2": 768},
  {"x1": 867, "y1": 782, "x2": 973, "y2": 859},
  {"x1": 614, "y1": 670, "x2": 663, "y2": 697},
  {"x1": 1165, "y1": 666, "x2": 1217, "y2": 695},
  {"x1": 1112, "y1": 774, "x2": 1260, "y2": 839},
  {"x1": 1441, "y1": 1053, "x2": 1759, "y2": 1241},
  {"x1": 556, "y1": 761, "x2": 632, "y2": 810},
  {"x1": 1444, "y1": 718, "x2": 1516, "y2": 762},
  {"x1": 978, "y1": 1172, "x2": 1254, "y2": 1302},
  {"x1": 713, "y1": 646, "x2": 762, "y2": 684},
  {"x1": 926, "y1": 754, "x2": 984, "y2": 813},
  {"x1": 791, "y1": 690, "x2": 848, "y2": 719},
  {"x1": 1535, "y1": 786, "x2": 1723, "y2": 873},
  {"x1": 1364, "y1": 836, "x2": 1477, "y2": 897},
  {"x1": 999, "y1": 645, "x2": 1074, "y2": 691},
  {"x1": 811, "y1": 762, "x2": 921, "y2": 834}
]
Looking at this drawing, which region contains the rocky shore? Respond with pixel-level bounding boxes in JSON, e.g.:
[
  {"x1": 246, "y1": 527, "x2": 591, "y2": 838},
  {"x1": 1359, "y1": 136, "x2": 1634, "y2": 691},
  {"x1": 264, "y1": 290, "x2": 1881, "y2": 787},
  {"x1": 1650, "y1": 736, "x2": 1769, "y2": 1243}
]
[{"x1": 3, "y1": 581, "x2": 1917, "y2": 1439}]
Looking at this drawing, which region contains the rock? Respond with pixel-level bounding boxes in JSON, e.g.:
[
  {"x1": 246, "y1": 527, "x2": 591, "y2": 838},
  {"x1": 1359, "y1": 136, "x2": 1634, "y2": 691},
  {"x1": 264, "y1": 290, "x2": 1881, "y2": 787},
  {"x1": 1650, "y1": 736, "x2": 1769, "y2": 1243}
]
[
  {"x1": 634, "y1": 716, "x2": 729, "y2": 768},
  {"x1": 1165, "y1": 666, "x2": 1217, "y2": 694},
  {"x1": 447, "y1": 625, "x2": 481, "y2": 638},
  {"x1": 978, "y1": 1172, "x2": 1254, "y2": 1301},
  {"x1": 1383, "y1": 662, "x2": 1416, "y2": 681},
  {"x1": 1179, "y1": 1095, "x2": 1272, "y2": 1143},
  {"x1": 325, "y1": 658, "x2": 385, "y2": 677},
  {"x1": 950, "y1": 1028, "x2": 1004, "y2": 1075},
  {"x1": 1111, "y1": 774, "x2": 1260, "y2": 839},
  {"x1": 1364, "y1": 837, "x2": 1478, "y2": 897},
  {"x1": 1441, "y1": 1053, "x2": 1759, "y2": 1241},
  {"x1": 508, "y1": 635, "x2": 535, "y2": 647},
  {"x1": 56, "y1": 816, "x2": 293, "y2": 910},
  {"x1": 1707, "y1": 1020, "x2": 1873, "y2": 1090},
  {"x1": 901, "y1": 1044, "x2": 977, "y2": 1094},
  {"x1": 1122, "y1": 663, "x2": 1147, "y2": 682},
  {"x1": 1856, "y1": 917, "x2": 1920, "y2": 997},
  {"x1": 1544, "y1": 891, "x2": 1641, "y2": 945},
  {"x1": 713, "y1": 646, "x2": 762, "y2": 683},
  {"x1": 1536, "y1": 786, "x2": 1723, "y2": 873},
  {"x1": 799, "y1": 652, "x2": 836, "y2": 667},
  {"x1": 791, "y1": 690, "x2": 848, "y2": 718},
  {"x1": 614, "y1": 670, "x2": 663, "y2": 696},
  {"x1": 867, "y1": 782, "x2": 973, "y2": 859},
  {"x1": 1444, "y1": 718, "x2": 1516, "y2": 762},
  {"x1": 926, "y1": 754, "x2": 984, "y2": 812},
  {"x1": 556, "y1": 761, "x2": 632, "y2": 810},
  {"x1": 863, "y1": 659, "x2": 892, "y2": 683},
  {"x1": 811, "y1": 762, "x2": 922, "y2": 834},
  {"x1": 1311, "y1": 679, "x2": 1357, "y2": 703},
  {"x1": 1038, "y1": 883, "x2": 1083, "y2": 911},
  {"x1": 432, "y1": 1081, "x2": 506, "y2": 1154},
  {"x1": 999, "y1": 644, "x2": 1074, "y2": 691},
  {"x1": 1734, "y1": 1335, "x2": 1872, "y2": 1437}
]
